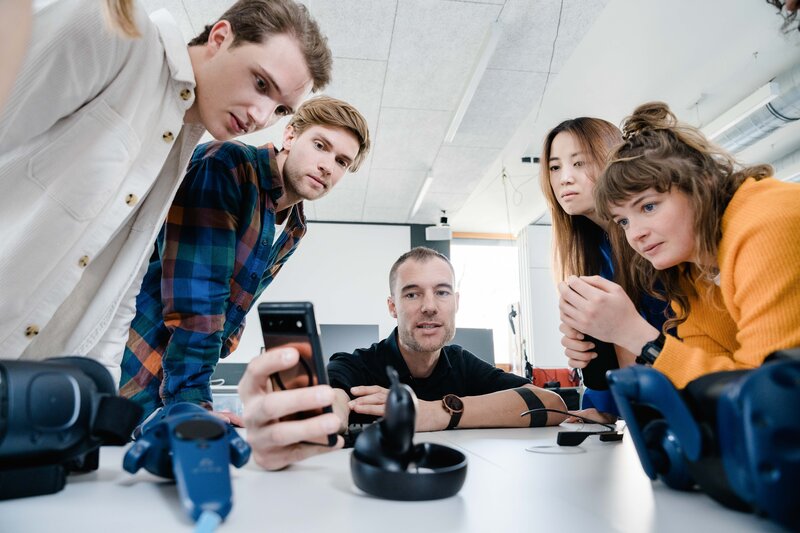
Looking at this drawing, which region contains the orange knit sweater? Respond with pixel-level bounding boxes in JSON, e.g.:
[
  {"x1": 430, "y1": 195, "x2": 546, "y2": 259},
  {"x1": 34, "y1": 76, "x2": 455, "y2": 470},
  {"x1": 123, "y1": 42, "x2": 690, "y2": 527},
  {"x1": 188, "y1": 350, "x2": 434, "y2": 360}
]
[{"x1": 654, "y1": 178, "x2": 800, "y2": 388}]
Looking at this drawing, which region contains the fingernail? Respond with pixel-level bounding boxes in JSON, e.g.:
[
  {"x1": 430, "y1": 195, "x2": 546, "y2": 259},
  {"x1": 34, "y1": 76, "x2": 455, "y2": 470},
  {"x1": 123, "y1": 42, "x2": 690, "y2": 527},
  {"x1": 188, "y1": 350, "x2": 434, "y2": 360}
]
[
  {"x1": 282, "y1": 349, "x2": 294, "y2": 363},
  {"x1": 577, "y1": 333, "x2": 584, "y2": 340}
]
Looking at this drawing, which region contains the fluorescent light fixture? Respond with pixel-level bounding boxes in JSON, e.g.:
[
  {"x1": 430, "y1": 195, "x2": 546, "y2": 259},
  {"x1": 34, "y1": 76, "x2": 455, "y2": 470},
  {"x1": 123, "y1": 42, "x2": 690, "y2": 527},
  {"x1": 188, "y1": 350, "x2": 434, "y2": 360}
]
[
  {"x1": 444, "y1": 21, "x2": 502, "y2": 143},
  {"x1": 410, "y1": 175, "x2": 434, "y2": 218},
  {"x1": 702, "y1": 82, "x2": 780, "y2": 140}
]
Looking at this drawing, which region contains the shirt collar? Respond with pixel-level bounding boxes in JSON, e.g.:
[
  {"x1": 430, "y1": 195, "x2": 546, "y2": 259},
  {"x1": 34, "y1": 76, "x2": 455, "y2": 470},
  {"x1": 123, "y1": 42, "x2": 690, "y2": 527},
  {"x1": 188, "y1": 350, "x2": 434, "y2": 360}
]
[
  {"x1": 386, "y1": 328, "x2": 453, "y2": 380},
  {"x1": 150, "y1": 9, "x2": 196, "y2": 88},
  {"x1": 256, "y1": 143, "x2": 304, "y2": 227}
]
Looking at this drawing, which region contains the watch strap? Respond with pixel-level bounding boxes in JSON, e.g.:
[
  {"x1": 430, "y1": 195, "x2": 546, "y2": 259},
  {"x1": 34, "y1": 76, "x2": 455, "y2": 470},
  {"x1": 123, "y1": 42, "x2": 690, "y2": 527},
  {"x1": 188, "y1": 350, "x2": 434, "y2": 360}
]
[{"x1": 636, "y1": 332, "x2": 666, "y2": 365}]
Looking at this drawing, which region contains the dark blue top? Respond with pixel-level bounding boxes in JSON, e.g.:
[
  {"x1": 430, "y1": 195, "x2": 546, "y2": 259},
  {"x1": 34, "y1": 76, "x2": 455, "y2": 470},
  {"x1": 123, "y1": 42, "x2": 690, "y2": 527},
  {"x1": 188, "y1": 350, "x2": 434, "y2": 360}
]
[{"x1": 582, "y1": 236, "x2": 669, "y2": 415}]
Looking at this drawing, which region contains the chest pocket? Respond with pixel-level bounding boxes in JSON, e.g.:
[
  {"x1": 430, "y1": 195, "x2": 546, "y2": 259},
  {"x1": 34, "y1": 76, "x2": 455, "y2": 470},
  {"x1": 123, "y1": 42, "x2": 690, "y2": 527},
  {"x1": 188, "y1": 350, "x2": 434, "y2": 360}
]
[{"x1": 27, "y1": 100, "x2": 140, "y2": 221}]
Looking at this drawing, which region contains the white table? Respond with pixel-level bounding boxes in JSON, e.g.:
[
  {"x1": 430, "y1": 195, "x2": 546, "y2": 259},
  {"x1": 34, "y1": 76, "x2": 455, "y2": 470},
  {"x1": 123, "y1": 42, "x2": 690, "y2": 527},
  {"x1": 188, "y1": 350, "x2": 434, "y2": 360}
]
[{"x1": 0, "y1": 425, "x2": 782, "y2": 533}]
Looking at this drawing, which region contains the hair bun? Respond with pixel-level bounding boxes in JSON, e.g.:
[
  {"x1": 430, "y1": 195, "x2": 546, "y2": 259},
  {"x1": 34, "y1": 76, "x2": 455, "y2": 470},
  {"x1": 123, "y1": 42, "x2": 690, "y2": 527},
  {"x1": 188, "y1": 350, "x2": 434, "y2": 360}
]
[{"x1": 622, "y1": 101, "x2": 677, "y2": 141}]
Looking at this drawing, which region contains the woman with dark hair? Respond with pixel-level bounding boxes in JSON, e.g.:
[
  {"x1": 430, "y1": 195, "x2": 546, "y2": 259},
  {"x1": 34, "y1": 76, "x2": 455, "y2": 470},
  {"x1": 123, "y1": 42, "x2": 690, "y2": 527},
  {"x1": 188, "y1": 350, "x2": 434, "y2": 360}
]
[
  {"x1": 540, "y1": 117, "x2": 668, "y2": 420},
  {"x1": 558, "y1": 102, "x2": 800, "y2": 388}
]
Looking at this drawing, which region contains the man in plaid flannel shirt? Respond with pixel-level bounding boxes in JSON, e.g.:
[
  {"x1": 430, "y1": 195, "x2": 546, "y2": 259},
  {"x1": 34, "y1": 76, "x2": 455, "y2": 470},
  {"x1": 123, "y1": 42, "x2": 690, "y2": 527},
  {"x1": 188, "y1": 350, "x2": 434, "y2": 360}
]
[{"x1": 120, "y1": 96, "x2": 370, "y2": 425}]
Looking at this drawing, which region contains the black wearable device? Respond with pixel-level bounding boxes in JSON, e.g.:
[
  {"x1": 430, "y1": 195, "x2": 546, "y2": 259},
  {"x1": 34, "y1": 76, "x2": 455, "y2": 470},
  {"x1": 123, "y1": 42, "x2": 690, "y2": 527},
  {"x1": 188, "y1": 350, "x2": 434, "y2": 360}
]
[
  {"x1": 0, "y1": 357, "x2": 143, "y2": 500},
  {"x1": 350, "y1": 367, "x2": 468, "y2": 501}
]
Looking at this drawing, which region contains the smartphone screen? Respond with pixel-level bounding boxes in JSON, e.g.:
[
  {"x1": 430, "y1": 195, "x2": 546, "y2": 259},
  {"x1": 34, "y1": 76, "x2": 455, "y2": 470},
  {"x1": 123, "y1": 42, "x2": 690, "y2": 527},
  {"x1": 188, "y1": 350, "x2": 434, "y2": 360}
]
[{"x1": 257, "y1": 302, "x2": 336, "y2": 446}]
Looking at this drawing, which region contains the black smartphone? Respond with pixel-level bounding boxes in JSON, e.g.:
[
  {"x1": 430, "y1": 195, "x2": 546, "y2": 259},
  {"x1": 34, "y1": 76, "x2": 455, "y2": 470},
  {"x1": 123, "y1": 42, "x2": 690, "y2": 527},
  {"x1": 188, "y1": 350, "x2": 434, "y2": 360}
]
[{"x1": 257, "y1": 301, "x2": 337, "y2": 446}]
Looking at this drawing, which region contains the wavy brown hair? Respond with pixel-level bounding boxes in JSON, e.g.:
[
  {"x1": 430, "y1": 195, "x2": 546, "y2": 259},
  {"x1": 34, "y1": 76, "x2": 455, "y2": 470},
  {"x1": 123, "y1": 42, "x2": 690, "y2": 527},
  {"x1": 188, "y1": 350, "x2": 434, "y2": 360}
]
[
  {"x1": 595, "y1": 101, "x2": 772, "y2": 331},
  {"x1": 539, "y1": 117, "x2": 624, "y2": 280}
]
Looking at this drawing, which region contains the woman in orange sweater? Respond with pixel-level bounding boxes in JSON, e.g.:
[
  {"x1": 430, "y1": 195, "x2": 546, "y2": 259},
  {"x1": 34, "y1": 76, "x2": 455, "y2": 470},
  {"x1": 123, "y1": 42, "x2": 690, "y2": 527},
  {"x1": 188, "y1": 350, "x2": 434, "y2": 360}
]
[{"x1": 557, "y1": 101, "x2": 800, "y2": 388}]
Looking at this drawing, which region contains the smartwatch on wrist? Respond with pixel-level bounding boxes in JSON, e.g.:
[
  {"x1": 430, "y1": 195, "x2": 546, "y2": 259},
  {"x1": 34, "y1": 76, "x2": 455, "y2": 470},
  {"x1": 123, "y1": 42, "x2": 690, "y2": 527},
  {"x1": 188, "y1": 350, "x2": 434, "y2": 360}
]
[
  {"x1": 442, "y1": 394, "x2": 464, "y2": 430},
  {"x1": 636, "y1": 332, "x2": 666, "y2": 366}
]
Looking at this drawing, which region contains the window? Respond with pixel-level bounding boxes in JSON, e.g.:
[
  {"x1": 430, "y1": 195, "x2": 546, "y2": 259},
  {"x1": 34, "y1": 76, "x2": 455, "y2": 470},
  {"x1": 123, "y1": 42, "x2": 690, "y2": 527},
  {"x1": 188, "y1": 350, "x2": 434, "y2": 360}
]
[{"x1": 450, "y1": 240, "x2": 520, "y2": 365}]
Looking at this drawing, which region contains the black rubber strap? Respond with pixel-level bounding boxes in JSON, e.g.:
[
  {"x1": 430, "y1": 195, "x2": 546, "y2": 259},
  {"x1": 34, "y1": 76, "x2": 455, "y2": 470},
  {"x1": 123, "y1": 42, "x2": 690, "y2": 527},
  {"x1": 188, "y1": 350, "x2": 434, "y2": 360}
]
[
  {"x1": 514, "y1": 387, "x2": 546, "y2": 427},
  {"x1": 92, "y1": 396, "x2": 143, "y2": 445}
]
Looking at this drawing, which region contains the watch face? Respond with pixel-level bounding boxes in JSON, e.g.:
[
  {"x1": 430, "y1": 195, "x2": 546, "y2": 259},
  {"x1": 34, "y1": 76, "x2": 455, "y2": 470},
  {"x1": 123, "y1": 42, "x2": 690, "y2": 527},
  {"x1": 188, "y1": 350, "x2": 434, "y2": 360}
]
[{"x1": 444, "y1": 394, "x2": 464, "y2": 413}]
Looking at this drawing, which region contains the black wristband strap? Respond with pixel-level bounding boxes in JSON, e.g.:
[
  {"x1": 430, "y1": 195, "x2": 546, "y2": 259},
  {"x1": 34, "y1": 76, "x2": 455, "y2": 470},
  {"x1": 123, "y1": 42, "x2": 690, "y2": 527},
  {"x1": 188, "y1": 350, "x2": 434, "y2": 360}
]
[
  {"x1": 636, "y1": 332, "x2": 666, "y2": 366},
  {"x1": 513, "y1": 387, "x2": 546, "y2": 427}
]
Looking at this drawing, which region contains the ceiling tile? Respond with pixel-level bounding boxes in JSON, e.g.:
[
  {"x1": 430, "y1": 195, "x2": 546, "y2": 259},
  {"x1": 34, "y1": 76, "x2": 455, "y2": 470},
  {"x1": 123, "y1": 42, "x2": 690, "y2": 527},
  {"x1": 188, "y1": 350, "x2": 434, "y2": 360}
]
[
  {"x1": 489, "y1": 0, "x2": 562, "y2": 72},
  {"x1": 382, "y1": 0, "x2": 502, "y2": 110},
  {"x1": 448, "y1": 69, "x2": 547, "y2": 149},
  {"x1": 430, "y1": 145, "x2": 501, "y2": 193},
  {"x1": 410, "y1": 191, "x2": 471, "y2": 224},
  {"x1": 303, "y1": 0, "x2": 397, "y2": 60},
  {"x1": 550, "y1": 0, "x2": 610, "y2": 72},
  {"x1": 361, "y1": 207, "x2": 412, "y2": 224},
  {"x1": 181, "y1": 0, "x2": 235, "y2": 36},
  {"x1": 321, "y1": 57, "x2": 386, "y2": 136},
  {"x1": 311, "y1": 188, "x2": 366, "y2": 221},
  {"x1": 337, "y1": 154, "x2": 371, "y2": 191},
  {"x1": 370, "y1": 108, "x2": 451, "y2": 170},
  {"x1": 365, "y1": 169, "x2": 428, "y2": 208}
]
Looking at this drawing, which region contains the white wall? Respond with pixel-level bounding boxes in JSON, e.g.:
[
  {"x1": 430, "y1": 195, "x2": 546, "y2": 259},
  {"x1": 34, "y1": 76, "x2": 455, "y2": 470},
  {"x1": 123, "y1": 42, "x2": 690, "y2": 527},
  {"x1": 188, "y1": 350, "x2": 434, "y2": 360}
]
[
  {"x1": 225, "y1": 222, "x2": 411, "y2": 363},
  {"x1": 520, "y1": 225, "x2": 563, "y2": 368}
]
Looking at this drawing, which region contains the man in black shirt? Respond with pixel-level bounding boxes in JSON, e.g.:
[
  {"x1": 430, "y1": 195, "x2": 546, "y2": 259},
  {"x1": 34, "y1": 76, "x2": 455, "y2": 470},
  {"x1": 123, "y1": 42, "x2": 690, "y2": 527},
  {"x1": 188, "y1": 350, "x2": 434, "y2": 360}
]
[{"x1": 329, "y1": 247, "x2": 567, "y2": 431}]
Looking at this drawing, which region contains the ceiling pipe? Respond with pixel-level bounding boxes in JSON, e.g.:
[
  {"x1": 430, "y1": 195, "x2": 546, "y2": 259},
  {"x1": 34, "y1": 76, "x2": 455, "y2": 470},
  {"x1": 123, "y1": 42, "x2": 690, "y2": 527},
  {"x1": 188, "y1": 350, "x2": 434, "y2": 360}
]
[{"x1": 710, "y1": 62, "x2": 800, "y2": 153}]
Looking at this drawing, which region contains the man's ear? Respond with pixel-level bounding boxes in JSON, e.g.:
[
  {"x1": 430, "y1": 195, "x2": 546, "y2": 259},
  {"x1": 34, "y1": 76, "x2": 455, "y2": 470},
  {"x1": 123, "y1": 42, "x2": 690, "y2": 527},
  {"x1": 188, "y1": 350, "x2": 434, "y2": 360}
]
[
  {"x1": 282, "y1": 124, "x2": 296, "y2": 151},
  {"x1": 387, "y1": 296, "x2": 397, "y2": 319},
  {"x1": 206, "y1": 20, "x2": 232, "y2": 53},
  {"x1": 454, "y1": 291, "x2": 460, "y2": 313}
]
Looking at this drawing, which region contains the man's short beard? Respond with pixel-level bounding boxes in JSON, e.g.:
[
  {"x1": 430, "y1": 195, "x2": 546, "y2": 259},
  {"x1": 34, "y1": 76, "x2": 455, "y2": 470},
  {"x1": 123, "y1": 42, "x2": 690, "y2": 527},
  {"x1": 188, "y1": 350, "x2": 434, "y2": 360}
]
[{"x1": 399, "y1": 324, "x2": 455, "y2": 354}]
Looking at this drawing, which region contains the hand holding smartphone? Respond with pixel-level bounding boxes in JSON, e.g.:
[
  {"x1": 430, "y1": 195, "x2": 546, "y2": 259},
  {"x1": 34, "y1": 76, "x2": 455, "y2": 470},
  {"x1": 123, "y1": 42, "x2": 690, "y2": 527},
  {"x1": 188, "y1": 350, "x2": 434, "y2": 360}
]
[{"x1": 257, "y1": 301, "x2": 337, "y2": 446}]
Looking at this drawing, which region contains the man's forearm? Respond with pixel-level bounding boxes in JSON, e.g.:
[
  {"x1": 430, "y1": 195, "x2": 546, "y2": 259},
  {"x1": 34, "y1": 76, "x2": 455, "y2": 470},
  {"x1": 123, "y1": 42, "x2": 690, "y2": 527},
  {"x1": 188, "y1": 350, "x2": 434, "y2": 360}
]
[{"x1": 417, "y1": 386, "x2": 567, "y2": 431}]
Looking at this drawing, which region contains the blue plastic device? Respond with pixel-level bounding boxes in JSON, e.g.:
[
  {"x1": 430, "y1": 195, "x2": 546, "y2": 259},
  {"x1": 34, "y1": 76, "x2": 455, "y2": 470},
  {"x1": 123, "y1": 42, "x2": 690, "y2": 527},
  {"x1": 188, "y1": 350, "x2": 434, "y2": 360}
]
[
  {"x1": 608, "y1": 353, "x2": 800, "y2": 530},
  {"x1": 123, "y1": 403, "x2": 251, "y2": 523}
]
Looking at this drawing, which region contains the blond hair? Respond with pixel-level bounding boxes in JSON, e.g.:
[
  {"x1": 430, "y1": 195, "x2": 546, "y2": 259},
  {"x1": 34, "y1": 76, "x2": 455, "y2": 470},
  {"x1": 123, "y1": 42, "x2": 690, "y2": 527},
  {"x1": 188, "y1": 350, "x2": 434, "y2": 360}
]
[{"x1": 104, "y1": 0, "x2": 140, "y2": 38}]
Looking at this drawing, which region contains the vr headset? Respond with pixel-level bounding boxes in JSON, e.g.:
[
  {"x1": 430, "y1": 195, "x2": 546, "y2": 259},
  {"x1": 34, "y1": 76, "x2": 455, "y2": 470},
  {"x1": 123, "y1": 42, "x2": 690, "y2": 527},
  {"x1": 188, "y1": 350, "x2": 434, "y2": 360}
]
[
  {"x1": 608, "y1": 348, "x2": 800, "y2": 530},
  {"x1": 0, "y1": 357, "x2": 142, "y2": 500}
]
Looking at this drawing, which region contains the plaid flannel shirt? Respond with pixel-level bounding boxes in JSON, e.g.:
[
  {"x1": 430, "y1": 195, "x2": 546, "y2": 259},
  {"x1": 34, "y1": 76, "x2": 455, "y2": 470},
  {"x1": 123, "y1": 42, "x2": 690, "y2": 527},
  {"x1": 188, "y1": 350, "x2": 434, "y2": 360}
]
[{"x1": 120, "y1": 141, "x2": 305, "y2": 419}]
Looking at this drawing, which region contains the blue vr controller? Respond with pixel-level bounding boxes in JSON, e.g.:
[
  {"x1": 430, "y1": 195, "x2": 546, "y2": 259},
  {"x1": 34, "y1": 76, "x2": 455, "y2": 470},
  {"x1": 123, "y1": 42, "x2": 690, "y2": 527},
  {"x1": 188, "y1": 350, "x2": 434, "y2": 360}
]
[
  {"x1": 608, "y1": 350, "x2": 800, "y2": 531},
  {"x1": 123, "y1": 403, "x2": 251, "y2": 523}
]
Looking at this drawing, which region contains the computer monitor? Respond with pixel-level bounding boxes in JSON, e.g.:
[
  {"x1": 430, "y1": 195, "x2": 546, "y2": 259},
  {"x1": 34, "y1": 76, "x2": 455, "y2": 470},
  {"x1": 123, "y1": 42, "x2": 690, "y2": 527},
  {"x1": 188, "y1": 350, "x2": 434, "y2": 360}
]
[{"x1": 452, "y1": 328, "x2": 495, "y2": 365}]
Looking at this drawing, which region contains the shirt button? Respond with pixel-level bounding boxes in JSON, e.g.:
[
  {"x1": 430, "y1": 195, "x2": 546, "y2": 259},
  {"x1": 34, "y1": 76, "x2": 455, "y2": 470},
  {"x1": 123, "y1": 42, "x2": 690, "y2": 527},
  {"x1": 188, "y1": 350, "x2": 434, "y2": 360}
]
[
  {"x1": 250, "y1": 273, "x2": 258, "y2": 280},
  {"x1": 162, "y1": 131, "x2": 174, "y2": 142},
  {"x1": 125, "y1": 193, "x2": 139, "y2": 206},
  {"x1": 78, "y1": 255, "x2": 90, "y2": 268},
  {"x1": 180, "y1": 88, "x2": 192, "y2": 101},
  {"x1": 25, "y1": 325, "x2": 40, "y2": 338}
]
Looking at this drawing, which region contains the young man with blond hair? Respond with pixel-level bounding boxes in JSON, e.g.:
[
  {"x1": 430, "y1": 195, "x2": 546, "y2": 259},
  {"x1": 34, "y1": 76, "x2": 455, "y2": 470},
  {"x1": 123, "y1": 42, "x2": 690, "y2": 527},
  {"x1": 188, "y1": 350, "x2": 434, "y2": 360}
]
[{"x1": 121, "y1": 96, "x2": 371, "y2": 423}]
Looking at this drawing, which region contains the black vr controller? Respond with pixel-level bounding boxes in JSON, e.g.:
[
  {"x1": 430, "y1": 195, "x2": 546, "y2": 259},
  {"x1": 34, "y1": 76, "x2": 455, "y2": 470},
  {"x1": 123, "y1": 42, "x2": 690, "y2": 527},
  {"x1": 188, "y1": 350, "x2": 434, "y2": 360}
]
[
  {"x1": 608, "y1": 348, "x2": 800, "y2": 531},
  {"x1": 0, "y1": 357, "x2": 143, "y2": 500},
  {"x1": 350, "y1": 367, "x2": 468, "y2": 501}
]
